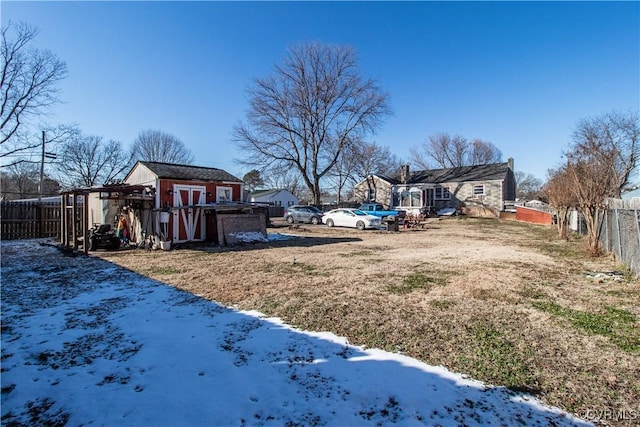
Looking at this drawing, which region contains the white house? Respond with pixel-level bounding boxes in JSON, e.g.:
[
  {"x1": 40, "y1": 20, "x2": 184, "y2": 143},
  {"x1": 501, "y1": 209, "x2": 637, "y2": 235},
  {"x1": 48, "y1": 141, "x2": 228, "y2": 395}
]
[{"x1": 250, "y1": 189, "x2": 298, "y2": 207}]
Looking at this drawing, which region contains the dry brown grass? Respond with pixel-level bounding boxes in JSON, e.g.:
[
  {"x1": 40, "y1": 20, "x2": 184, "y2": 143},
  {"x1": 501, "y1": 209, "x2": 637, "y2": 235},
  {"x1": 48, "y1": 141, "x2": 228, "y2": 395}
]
[{"x1": 97, "y1": 217, "x2": 640, "y2": 424}]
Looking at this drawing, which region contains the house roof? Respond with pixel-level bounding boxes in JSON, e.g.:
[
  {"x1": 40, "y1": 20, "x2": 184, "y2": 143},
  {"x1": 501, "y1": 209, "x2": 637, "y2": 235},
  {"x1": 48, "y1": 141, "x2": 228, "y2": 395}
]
[
  {"x1": 251, "y1": 189, "x2": 287, "y2": 197},
  {"x1": 410, "y1": 162, "x2": 511, "y2": 184},
  {"x1": 382, "y1": 162, "x2": 511, "y2": 185},
  {"x1": 136, "y1": 161, "x2": 242, "y2": 183}
]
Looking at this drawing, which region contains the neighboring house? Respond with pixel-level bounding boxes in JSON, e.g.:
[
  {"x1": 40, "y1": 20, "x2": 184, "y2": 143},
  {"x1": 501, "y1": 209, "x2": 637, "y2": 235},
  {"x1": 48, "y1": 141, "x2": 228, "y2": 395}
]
[
  {"x1": 250, "y1": 189, "x2": 298, "y2": 207},
  {"x1": 354, "y1": 159, "x2": 516, "y2": 217}
]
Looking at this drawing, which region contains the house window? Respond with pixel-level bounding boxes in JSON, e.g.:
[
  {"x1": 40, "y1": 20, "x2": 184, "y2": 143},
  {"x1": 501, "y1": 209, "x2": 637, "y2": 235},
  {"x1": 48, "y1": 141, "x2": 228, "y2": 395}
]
[
  {"x1": 367, "y1": 189, "x2": 376, "y2": 201},
  {"x1": 473, "y1": 185, "x2": 485, "y2": 197},
  {"x1": 435, "y1": 186, "x2": 451, "y2": 200},
  {"x1": 400, "y1": 190, "x2": 422, "y2": 207},
  {"x1": 392, "y1": 192, "x2": 400, "y2": 207},
  {"x1": 217, "y1": 187, "x2": 232, "y2": 203}
]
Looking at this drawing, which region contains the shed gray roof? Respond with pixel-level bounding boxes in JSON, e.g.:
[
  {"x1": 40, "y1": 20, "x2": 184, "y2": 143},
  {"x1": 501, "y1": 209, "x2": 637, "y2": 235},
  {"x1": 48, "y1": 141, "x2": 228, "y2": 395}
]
[
  {"x1": 138, "y1": 161, "x2": 242, "y2": 183},
  {"x1": 383, "y1": 162, "x2": 510, "y2": 185}
]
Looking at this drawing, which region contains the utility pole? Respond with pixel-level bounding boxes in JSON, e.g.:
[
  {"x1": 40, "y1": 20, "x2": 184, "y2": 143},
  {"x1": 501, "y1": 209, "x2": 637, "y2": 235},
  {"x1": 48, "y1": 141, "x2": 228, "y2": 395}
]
[
  {"x1": 38, "y1": 130, "x2": 45, "y2": 203},
  {"x1": 37, "y1": 130, "x2": 57, "y2": 203}
]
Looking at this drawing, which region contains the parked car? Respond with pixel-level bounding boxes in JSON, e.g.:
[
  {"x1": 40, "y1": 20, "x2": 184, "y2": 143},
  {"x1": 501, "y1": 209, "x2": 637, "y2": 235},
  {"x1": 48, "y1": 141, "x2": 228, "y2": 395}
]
[
  {"x1": 284, "y1": 205, "x2": 324, "y2": 225},
  {"x1": 322, "y1": 208, "x2": 381, "y2": 230},
  {"x1": 357, "y1": 203, "x2": 406, "y2": 221}
]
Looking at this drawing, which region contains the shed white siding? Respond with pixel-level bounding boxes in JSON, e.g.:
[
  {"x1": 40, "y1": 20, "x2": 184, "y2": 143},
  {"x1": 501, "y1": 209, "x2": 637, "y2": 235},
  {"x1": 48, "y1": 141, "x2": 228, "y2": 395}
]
[{"x1": 125, "y1": 163, "x2": 158, "y2": 187}]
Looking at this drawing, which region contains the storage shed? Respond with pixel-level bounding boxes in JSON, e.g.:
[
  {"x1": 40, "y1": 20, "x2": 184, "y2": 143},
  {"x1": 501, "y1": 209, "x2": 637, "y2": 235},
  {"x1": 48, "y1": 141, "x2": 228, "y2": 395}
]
[
  {"x1": 125, "y1": 161, "x2": 252, "y2": 245},
  {"x1": 61, "y1": 161, "x2": 268, "y2": 252}
]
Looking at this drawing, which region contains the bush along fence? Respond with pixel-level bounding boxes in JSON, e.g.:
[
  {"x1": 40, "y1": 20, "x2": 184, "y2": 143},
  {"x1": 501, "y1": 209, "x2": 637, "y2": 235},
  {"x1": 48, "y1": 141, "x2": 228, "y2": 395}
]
[
  {"x1": 1, "y1": 201, "x2": 62, "y2": 240},
  {"x1": 599, "y1": 207, "x2": 640, "y2": 276}
]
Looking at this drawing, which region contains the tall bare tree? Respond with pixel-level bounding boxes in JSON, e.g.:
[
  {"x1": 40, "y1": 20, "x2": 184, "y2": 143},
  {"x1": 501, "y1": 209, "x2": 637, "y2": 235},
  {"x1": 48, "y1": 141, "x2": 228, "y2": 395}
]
[
  {"x1": 410, "y1": 133, "x2": 467, "y2": 169},
  {"x1": 1, "y1": 22, "x2": 67, "y2": 158},
  {"x1": 564, "y1": 111, "x2": 639, "y2": 255},
  {"x1": 410, "y1": 133, "x2": 502, "y2": 169},
  {"x1": 352, "y1": 140, "x2": 403, "y2": 180},
  {"x1": 56, "y1": 134, "x2": 133, "y2": 188},
  {"x1": 233, "y1": 42, "x2": 391, "y2": 206},
  {"x1": 131, "y1": 129, "x2": 194, "y2": 164},
  {"x1": 469, "y1": 139, "x2": 503, "y2": 165}
]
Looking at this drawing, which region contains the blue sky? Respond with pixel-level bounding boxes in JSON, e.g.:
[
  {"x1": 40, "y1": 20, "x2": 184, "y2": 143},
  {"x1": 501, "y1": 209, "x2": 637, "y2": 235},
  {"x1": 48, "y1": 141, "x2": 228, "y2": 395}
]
[{"x1": 3, "y1": 1, "x2": 639, "y2": 181}]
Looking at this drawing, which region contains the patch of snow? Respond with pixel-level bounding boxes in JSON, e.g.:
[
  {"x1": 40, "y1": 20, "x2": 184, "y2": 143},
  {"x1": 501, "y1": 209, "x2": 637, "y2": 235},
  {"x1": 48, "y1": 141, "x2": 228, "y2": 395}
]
[
  {"x1": 585, "y1": 271, "x2": 625, "y2": 282},
  {"x1": 267, "y1": 233, "x2": 298, "y2": 241},
  {"x1": 0, "y1": 239, "x2": 590, "y2": 426},
  {"x1": 229, "y1": 231, "x2": 269, "y2": 243}
]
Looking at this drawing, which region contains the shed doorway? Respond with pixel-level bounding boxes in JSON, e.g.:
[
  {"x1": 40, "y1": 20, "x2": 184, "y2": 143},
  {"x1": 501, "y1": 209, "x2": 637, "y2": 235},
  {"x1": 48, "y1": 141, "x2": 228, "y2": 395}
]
[{"x1": 173, "y1": 185, "x2": 206, "y2": 243}]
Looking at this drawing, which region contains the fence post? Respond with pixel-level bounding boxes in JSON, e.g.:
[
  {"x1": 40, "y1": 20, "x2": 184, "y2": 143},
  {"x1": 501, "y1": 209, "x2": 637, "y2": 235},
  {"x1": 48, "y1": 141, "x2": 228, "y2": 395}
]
[
  {"x1": 614, "y1": 209, "x2": 622, "y2": 261},
  {"x1": 636, "y1": 209, "x2": 640, "y2": 255}
]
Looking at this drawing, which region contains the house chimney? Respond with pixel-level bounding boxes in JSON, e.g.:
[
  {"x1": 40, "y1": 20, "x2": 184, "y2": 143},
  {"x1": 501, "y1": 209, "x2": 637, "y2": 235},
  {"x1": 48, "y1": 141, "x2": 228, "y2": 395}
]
[
  {"x1": 507, "y1": 157, "x2": 514, "y2": 171},
  {"x1": 401, "y1": 164, "x2": 410, "y2": 184}
]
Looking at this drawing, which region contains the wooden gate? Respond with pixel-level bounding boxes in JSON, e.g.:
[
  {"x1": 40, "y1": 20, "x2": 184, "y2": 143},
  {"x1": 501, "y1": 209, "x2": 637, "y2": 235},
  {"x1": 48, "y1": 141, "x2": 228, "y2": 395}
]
[{"x1": 172, "y1": 185, "x2": 206, "y2": 243}]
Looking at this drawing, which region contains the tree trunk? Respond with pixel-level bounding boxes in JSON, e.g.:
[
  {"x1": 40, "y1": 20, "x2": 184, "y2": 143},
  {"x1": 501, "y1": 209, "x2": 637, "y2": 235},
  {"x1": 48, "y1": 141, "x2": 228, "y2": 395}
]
[
  {"x1": 556, "y1": 207, "x2": 569, "y2": 241},
  {"x1": 580, "y1": 206, "x2": 602, "y2": 256}
]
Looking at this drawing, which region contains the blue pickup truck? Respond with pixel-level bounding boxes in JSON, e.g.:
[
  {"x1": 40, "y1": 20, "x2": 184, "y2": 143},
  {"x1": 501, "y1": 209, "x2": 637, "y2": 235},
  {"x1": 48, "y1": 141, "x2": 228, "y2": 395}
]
[{"x1": 358, "y1": 203, "x2": 406, "y2": 221}]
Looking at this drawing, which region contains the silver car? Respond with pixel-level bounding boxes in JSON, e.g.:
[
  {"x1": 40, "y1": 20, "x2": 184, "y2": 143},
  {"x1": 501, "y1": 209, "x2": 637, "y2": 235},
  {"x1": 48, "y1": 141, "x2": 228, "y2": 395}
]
[{"x1": 284, "y1": 205, "x2": 324, "y2": 225}]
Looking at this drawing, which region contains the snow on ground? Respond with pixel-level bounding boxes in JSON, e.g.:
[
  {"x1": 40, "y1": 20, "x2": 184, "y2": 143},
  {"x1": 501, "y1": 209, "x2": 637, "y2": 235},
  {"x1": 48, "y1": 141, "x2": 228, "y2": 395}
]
[
  {"x1": 229, "y1": 232, "x2": 297, "y2": 243},
  {"x1": 1, "y1": 239, "x2": 589, "y2": 426}
]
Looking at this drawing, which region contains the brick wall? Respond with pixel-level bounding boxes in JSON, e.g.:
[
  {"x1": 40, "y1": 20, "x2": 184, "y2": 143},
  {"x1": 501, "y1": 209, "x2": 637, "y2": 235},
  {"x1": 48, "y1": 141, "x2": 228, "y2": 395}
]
[{"x1": 516, "y1": 206, "x2": 553, "y2": 225}]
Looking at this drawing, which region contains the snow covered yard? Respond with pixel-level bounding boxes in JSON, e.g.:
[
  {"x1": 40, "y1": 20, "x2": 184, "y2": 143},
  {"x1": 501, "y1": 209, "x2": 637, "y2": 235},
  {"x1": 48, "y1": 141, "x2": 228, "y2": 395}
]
[{"x1": 0, "y1": 239, "x2": 588, "y2": 426}]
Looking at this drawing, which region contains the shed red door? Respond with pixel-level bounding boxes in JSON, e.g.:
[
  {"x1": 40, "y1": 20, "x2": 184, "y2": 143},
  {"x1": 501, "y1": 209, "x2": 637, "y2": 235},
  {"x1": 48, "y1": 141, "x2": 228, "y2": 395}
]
[{"x1": 173, "y1": 185, "x2": 206, "y2": 243}]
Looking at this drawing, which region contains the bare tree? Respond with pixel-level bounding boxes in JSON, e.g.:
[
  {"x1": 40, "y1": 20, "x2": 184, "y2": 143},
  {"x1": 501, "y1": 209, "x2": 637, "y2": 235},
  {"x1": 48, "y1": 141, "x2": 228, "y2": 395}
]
[
  {"x1": 563, "y1": 111, "x2": 639, "y2": 255},
  {"x1": 328, "y1": 143, "x2": 359, "y2": 205},
  {"x1": 515, "y1": 171, "x2": 543, "y2": 201},
  {"x1": 410, "y1": 133, "x2": 502, "y2": 169},
  {"x1": 543, "y1": 167, "x2": 576, "y2": 240},
  {"x1": 1, "y1": 22, "x2": 67, "y2": 157},
  {"x1": 469, "y1": 139, "x2": 503, "y2": 165},
  {"x1": 572, "y1": 111, "x2": 639, "y2": 198},
  {"x1": 410, "y1": 133, "x2": 468, "y2": 169},
  {"x1": 233, "y1": 42, "x2": 391, "y2": 206},
  {"x1": 131, "y1": 129, "x2": 194, "y2": 164},
  {"x1": 262, "y1": 165, "x2": 303, "y2": 199},
  {"x1": 1, "y1": 162, "x2": 38, "y2": 198},
  {"x1": 56, "y1": 134, "x2": 133, "y2": 188},
  {"x1": 352, "y1": 140, "x2": 403, "y2": 180}
]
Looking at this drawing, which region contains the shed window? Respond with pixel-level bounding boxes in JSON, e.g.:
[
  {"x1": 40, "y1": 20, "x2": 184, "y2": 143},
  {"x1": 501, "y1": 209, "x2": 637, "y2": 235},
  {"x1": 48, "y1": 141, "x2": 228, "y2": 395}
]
[
  {"x1": 217, "y1": 187, "x2": 232, "y2": 203},
  {"x1": 473, "y1": 185, "x2": 485, "y2": 197}
]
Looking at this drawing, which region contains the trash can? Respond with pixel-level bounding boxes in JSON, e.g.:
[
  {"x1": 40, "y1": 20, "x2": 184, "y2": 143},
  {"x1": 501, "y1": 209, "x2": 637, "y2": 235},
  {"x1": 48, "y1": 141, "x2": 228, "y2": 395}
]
[{"x1": 384, "y1": 218, "x2": 399, "y2": 232}]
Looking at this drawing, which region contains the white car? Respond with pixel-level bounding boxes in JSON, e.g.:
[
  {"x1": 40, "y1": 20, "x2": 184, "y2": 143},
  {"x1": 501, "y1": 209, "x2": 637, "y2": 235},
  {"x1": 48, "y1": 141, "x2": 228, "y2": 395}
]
[{"x1": 322, "y1": 208, "x2": 381, "y2": 230}]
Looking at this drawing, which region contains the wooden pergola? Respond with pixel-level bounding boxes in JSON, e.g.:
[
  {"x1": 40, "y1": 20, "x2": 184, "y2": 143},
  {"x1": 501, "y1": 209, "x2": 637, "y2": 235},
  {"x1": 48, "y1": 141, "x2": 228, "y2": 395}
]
[{"x1": 60, "y1": 184, "x2": 154, "y2": 254}]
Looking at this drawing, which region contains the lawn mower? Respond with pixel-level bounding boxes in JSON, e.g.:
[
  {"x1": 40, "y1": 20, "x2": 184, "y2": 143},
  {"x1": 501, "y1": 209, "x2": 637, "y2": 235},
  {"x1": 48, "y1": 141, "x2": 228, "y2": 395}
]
[{"x1": 88, "y1": 223, "x2": 121, "y2": 251}]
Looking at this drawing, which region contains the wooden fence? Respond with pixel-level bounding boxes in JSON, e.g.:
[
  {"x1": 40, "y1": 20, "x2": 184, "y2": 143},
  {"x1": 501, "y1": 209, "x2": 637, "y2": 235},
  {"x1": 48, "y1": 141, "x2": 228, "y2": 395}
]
[{"x1": 1, "y1": 201, "x2": 62, "y2": 240}]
